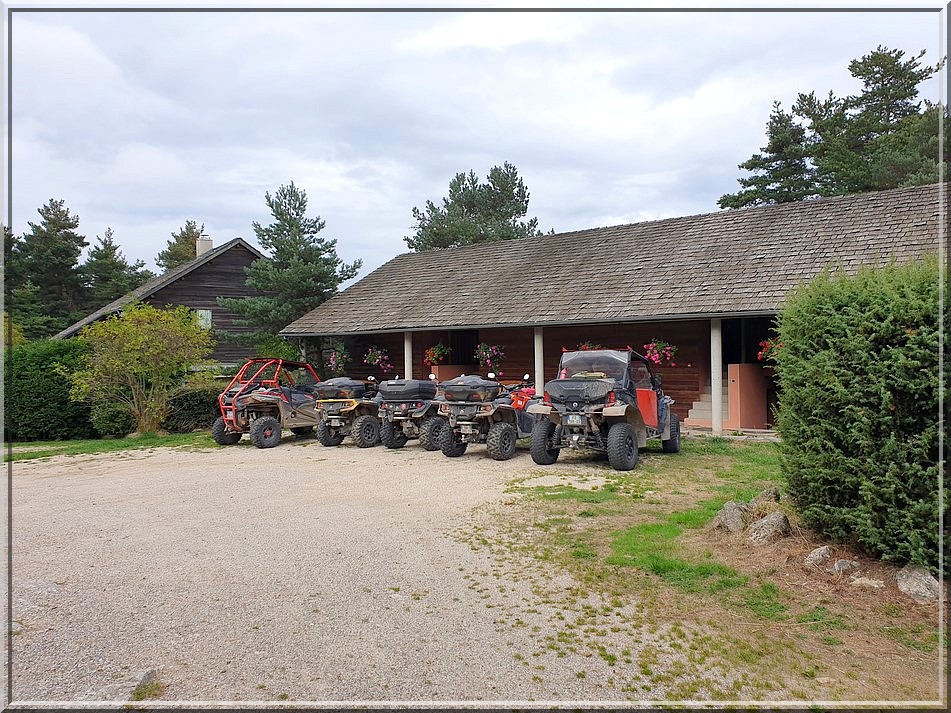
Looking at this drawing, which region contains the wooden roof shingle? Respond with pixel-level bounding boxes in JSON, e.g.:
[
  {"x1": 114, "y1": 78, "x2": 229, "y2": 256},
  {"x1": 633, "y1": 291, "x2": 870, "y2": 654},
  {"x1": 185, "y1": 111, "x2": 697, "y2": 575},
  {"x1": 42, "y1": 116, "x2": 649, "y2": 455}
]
[{"x1": 280, "y1": 184, "x2": 943, "y2": 337}]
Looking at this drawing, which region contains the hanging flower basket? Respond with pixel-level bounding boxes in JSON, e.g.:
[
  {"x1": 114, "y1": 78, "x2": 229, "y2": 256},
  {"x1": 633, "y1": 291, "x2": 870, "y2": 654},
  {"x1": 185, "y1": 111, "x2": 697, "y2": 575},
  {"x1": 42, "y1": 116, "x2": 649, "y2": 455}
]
[
  {"x1": 363, "y1": 345, "x2": 394, "y2": 372},
  {"x1": 423, "y1": 342, "x2": 451, "y2": 367},
  {"x1": 643, "y1": 339, "x2": 677, "y2": 367},
  {"x1": 474, "y1": 342, "x2": 505, "y2": 375}
]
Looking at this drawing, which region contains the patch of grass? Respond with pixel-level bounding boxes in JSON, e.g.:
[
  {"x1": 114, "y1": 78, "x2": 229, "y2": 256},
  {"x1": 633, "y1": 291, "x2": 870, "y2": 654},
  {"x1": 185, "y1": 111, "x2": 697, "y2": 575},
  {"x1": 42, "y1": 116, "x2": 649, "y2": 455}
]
[
  {"x1": 742, "y1": 583, "x2": 788, "y2": 620},
  {"x1": 5, "y1": 432, "x2": 212, "y2": 462},
  {"x1": 879, "y1": 624, "x2": 940, "y2": 653},
  {"x1": 130, "y1": 675, "x2": 165, "y2": 701},
  {"x1": 795, "y1": 606, "x2": 848, "y2": 632},
  {"x1": 529, "y1": 485, "x2": 618, "y2": 504}
]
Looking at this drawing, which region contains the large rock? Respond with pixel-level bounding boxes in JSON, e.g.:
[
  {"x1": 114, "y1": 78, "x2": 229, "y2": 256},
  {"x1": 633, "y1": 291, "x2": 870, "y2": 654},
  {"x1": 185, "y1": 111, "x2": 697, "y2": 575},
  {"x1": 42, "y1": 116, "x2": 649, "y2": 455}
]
[
  {"x1": 712, "y1": 501, "x2": 747, "y2": 533},
  {"x1": 805, "y1": 545, "x2": 833, "y2": 568},
  {"x1": 896, "y1": 564, "x2": 941, "y2": 603},
  {"x1": 747, "y1": 511, "x2": 791, "y2": 544},
  {"x1": 752, "y1": 486, "x2": 781, "y2": 505},
  {"x1": 828, "y1": 559, "x2": 859, "y2": 576}
]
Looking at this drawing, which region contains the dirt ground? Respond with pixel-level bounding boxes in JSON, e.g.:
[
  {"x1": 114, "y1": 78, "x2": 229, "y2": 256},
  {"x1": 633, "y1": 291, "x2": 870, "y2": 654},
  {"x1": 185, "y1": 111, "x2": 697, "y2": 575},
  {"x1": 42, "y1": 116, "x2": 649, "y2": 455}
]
[{"x1": 4, "y1": 437, "x2": 946, "y2": 707}]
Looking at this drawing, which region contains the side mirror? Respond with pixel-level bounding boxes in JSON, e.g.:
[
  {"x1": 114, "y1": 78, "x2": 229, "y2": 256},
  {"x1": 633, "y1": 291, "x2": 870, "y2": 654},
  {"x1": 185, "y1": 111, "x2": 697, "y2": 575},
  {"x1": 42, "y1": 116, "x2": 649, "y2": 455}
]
[
  {"x1": 487, "y1": 372, "x2": 496, "y2": 379},
  {"x1": 429, "y1": 373, "x2": 436, "y2": 381},
  {"x1": 367, "y1": 375, "x2": 377, "y2": 382},
  {"x1": 523, "y1": 373, "x2": 531, "y2": 381}
]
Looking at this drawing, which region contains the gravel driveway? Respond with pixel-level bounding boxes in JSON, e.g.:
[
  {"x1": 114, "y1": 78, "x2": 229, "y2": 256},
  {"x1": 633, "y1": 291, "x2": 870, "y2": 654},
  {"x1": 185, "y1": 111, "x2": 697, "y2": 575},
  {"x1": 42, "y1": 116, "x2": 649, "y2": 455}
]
[{"x1": 9, "y1": 439, "x2": 655, "y2": 706}]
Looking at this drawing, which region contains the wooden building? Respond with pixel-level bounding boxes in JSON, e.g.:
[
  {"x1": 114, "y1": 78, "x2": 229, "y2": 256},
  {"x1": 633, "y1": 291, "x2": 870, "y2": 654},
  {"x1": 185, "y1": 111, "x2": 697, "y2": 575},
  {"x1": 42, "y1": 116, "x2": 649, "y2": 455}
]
[
  {"x1": 280, "y1": 183, "x2": 941, "y2": 433},
  {"x1": 55, "y1": 237, "x2": 265, "y2": 364}
]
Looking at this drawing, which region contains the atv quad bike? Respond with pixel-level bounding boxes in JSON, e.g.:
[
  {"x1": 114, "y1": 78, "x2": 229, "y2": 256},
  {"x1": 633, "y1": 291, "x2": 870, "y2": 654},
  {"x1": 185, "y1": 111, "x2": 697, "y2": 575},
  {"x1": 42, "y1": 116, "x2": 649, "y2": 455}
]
[
  {"x1": 313, "y1": 376, "x2": 383, "y2": 448},
  {"x1": 213, "y1": 358, "x2": 322, "y2": 448},
  {"x1": 527, "y1": 348, "x2": 680, "y2": 471},
  {"x1": 377, "y1": 376, "x2": 448, "y2": 450},
  {"x1": 437, "y1": 373, "x2": 539, "y2": 460}
]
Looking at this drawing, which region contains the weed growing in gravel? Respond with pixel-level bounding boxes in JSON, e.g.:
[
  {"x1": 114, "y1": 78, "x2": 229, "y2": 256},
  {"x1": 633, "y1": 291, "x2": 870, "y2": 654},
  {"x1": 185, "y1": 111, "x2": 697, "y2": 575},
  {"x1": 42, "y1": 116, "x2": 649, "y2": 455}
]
[{"x1": 130, "y1": 675, "x2": 165, "y2": 701}]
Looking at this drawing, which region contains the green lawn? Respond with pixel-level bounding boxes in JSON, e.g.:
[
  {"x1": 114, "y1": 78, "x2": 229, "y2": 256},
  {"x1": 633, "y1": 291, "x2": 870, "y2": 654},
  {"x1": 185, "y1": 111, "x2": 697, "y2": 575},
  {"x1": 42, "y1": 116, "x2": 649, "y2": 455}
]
[{"x1": 4, "y1": 431, "x2": 214, "y2": 462}]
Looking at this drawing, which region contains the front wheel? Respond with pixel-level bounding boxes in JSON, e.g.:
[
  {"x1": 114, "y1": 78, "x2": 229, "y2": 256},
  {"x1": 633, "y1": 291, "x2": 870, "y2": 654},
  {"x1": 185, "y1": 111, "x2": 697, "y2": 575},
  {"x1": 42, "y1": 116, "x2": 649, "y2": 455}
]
[
  {"x1": 440, "y1": 427, "x2": 468, "y2": 458},
  {"x1": 530, "y1": 419, "x2": 560, "y2": 465},
  {"x1": 661, "y1": 412, "x2": 681, "y2": 454},
  {"x1": 606, "y1": 421, "x2": 638, "y2": 471},
  {"x1": 417, "y1": 416, "x2": 448, "y2": 451},
  {"x1": 211, "y1": 416, "x2": 242, "y2": 445},
  {"x1": 351, "y1": 414, "x2": 380, "y2": 448},
  {"x1": 249, "y1": 415, "x2": 282, "y2": 449},
  {"x1": 486, "y1": 422, "x2": 517, "y2": 461},
  {"x1": 380, "y1": 419, "x2": 408, "y2": 449},
  {"x1": 316, "y1": 419, "x2": 344, "y2": 447}
]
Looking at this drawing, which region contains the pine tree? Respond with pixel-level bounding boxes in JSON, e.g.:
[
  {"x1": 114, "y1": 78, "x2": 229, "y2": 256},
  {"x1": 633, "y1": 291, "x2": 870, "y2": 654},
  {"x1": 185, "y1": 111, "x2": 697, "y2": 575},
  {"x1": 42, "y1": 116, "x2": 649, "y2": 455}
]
[
  {"x1": 405, "y1": 162, "x2": 544, "y2": 251},
  {"x1": 218, "y1": 181, "x2": 362, "y2": 337},
  {"x1": 156, "y1": 220, "x2": 203, "y2": 272},
  {"x1": 80, "y1": 228, "x2": 155, "y2": 310}
]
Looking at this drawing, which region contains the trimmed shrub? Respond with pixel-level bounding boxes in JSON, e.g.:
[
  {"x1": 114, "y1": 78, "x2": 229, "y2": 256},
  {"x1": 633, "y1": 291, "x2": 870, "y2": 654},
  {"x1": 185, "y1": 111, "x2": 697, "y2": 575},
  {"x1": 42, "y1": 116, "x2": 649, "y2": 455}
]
[
  {"x1": 91, "y1": 402, "x2": 135, "y2": 438},
  {"x1": 775, "y1": 257, "x2": 941, "y2": 571},
  {"x1": 163, "y1": 385, "x2": 222, "y2": 433},
  {"x1": 4, "y1": 339, "x2": 97, "y2": 441}
]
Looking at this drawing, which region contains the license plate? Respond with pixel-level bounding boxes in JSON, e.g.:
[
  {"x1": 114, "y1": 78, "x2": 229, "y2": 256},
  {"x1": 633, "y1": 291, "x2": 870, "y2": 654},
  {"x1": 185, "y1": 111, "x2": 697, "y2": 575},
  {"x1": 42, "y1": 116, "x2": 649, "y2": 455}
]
[
  {"x1": 566, "y1": 414, "x2": 584, "y2": 426},
  {"x1": 461, "y1": 424, "x2": 474, "y2": 434}
]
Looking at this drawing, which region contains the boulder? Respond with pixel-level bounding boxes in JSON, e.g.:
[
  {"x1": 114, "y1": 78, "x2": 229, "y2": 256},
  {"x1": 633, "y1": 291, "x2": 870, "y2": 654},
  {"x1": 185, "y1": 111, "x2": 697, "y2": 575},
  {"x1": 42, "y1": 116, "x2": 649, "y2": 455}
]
[
  {"x1": 712, "y1": 501, "x2": 747, "y2": 533},
  {"x1": 896, "y1": 564, "x2": 941, "y2": 603},
  {"x1": 747, "y1": 511, "x2": 791, "y2": 544},
  {"x1": 752, "y1": 486, "x2": 781, "y2": 505},
  {"x1": 805, "y1": 545, "x2": 833, "y2": 569},
  {"x1": 828, "y1": 559, "x2": 859, "y2": 576}
]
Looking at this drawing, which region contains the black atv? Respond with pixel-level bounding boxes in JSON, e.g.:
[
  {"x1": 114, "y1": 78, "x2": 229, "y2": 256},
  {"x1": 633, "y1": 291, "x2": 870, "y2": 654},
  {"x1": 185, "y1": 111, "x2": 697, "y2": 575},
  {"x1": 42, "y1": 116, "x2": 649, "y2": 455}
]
[
  {"x1": 437, "y1": 373, "x2": 540, "y2": 460},
  {"x1": 313, "y1": 376, "x2": 382, "y2": 448},
  {"x1": 377, "y1": 376, "x2": 448, "y2": 450},
  {"x1": 527, "y1": 349, "x2": 680, "y2": 471}
]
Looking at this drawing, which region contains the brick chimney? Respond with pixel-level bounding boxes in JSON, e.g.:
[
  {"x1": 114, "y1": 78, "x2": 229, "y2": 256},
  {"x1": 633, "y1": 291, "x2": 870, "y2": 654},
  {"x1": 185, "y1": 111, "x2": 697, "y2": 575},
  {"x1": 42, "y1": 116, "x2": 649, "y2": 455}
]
[{"x1": 196, "y1": 235, "x2": 213, "y2": 256}]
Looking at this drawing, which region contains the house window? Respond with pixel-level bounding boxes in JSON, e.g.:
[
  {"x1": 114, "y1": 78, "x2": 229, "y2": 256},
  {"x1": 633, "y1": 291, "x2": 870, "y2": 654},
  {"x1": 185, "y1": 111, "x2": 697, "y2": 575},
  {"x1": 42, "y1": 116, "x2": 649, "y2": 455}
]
[{"x1": 196, "y1": 309, "x2": 212, "y2": 329}]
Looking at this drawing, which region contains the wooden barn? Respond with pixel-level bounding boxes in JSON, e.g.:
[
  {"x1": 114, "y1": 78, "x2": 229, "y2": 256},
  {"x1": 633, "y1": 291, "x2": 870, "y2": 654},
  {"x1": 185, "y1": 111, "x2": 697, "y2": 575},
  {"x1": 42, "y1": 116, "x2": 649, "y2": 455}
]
[
  {"x1": 280, "y1": 184, "x2": 941, "y2": 434},
  {"x1": 55, "y1": 237, "x2": 265, "y2": 364}
]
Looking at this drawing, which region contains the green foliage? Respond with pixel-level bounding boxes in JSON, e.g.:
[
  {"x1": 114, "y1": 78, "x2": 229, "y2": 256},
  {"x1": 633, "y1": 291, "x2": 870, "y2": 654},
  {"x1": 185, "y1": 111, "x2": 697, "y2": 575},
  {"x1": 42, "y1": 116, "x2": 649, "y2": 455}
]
[
  {"x1": 405, "y1": 162, "x2": 545, "y2": 251},
  {"x1": 4, "y1": 339, "x2": 96, "y2": 441},
  {"x1": 156, "y1": 220, "x2": 202, "y2": 272},
  {"x1": 90, "y1": 402, "x2": 135, "y2": 438},
  {"x1": 721, "y1": 46, "x2": 945, "y2": 209},
  {"x1": 162, "y1": 385, "x2": 222, "y2": 433},
  {"x1": 253, "y1": 334, "x2": 301, "y2": 360},
  {"x1": 775, "y1": 257, "x2": 941, "y2": 570},
  {"x1": 3, "y1": 311, "x2": 26, "y2": 347},
  {"x1": 6, "y1": 199, "x2": 88, "y2": 338},
  {"x1": 80, "y1": 227, "x2": 154, "y2": 311},
  {"x1": 217, "y1": 181, "x2": 361, "y2": 337},
  {"x1": 70, "y1": 302, "x2": 216, "y2": 433}
]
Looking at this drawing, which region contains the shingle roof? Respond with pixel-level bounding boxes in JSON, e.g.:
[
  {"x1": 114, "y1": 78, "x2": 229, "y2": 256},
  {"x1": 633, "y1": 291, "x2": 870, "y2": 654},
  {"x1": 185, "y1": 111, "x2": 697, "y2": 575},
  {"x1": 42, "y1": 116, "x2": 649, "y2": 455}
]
[
  {"x1": 54, "y1": 237, "x2": 265, "y2": 339},
  {"x1": 280, "y1": 184, "x2": 943, "y2": 337}
]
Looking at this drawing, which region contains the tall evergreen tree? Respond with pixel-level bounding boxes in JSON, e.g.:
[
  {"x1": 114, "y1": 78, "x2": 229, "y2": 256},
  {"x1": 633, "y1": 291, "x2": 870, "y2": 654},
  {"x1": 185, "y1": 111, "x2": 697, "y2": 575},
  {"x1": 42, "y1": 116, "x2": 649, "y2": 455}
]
[
  {"x1": 405, "y1": 162, "x2": 545, "y2": 251},
  {"x1": 7, "y1": 199, "x2": 87, "y2": 336},
  {"x1": 156, "y1": 220, "x2": 203, "y2": 272},
  {"x1": 218, "y1": 181, "x2": 362, "y2": 337},
  {"x1": 80, "y1": 228, "x2": 155, "y2": 311},
  {"x1": 718, "y1": 102, "x2": 816, "y2": 209}
]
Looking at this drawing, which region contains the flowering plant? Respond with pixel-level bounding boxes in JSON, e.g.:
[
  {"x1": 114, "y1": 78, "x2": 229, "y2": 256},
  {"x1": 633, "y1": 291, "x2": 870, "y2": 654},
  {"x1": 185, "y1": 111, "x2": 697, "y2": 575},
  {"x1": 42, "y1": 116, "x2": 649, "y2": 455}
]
[
  {"x1": 325, "y1": 343, "x2": 350, "y2": 377},
  {"x1": 643, "y1": 339, "x2": 677, "y2": 367},
  {"x1": 423, "y1": 342, "x2": 451, "y2": 367},
  {"x1": 577, "y1": 340, "x2": 604, "y2": 351},
  {"x1": 474, "y1": 342, "x2": 504, "y2": 374},
  {"x1": 363, "y1": 345, "x2": 394, "y2": 372},
  {"x1": 757, "y1": 337, "x2": 783, "y2": 363}
]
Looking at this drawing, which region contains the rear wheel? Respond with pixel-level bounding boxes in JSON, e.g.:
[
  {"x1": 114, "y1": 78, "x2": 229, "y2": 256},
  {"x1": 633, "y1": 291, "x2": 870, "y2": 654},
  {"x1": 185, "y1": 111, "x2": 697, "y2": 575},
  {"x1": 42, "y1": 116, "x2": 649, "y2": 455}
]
[
  {"x1": 351, "y1": 414, "x2": 380, "y2": 448},
  {"x1": 486, "y1": 422, "x2": 517, "y2": 461},
  {"x1": 211, "y1": 416, "x2": 242, "y2": 445},
  {"x1": 380, "y1": 419, "x2": 408, "y2": 449},
  {"x1": 606, "y1": 422, "x2": 638, "y2": 471},
  {"x1": 418, "y1": 416, "x2": 448, "y2": 451},
  {"x1": 530, "y1": 419, "x2": 560, "y2": 465},
  {"x1": 316, "y1": 419, "x2": 344, "y2": 447},
  {"x1": 290, "y1": 426, "x2": 314, "y2": 436},
  {"x1": 249, "y1": 416, "x2": 282, "y2": 449},
  {"x1": 661, "y1": 412, "x2": 681, "y2": 454},
  {"x1": 440, "y1": 427, "x2": 468, "y2": 458}
]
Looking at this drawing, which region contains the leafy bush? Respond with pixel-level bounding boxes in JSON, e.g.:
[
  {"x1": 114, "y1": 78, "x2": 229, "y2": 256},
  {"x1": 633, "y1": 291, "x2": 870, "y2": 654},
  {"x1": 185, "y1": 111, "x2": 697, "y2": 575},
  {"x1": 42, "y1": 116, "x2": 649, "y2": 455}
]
[
  {"x1": 91, "y1": 402, "x2": 135, "y2": 438},
  {"x1": 163, "y1": 385, "x2": 222, "y2": 433},
  {"x1": 775, "y1": 257, "x2": 941, "y2": 570},
  {"x1": 4, "y1": 339, "x2": 96, "y2": 441}
]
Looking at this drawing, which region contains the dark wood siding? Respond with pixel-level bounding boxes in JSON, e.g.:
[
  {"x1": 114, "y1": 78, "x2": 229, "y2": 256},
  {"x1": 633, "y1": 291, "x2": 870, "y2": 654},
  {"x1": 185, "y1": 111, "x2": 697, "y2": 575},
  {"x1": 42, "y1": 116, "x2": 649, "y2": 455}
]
[{"x1": 146, "y1": 245, "x2": 263, "y2": 364}]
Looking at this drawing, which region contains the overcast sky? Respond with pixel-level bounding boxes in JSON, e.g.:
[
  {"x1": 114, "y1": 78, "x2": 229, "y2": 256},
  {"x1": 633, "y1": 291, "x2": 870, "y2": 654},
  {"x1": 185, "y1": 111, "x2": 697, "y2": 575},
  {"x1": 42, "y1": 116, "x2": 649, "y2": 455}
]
[{"x1": 6, "y1": 1, "x2": 946, "y2": 283}]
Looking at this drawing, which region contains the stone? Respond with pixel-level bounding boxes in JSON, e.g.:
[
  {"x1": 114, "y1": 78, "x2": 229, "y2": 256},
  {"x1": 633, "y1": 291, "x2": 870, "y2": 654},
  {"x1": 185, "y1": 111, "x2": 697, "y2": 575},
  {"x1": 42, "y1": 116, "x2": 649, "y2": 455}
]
[
  {"x1": 752, "y1": 486, "x2": 781, "y2": 505},
  {"x1": 850, "y1": 576, "x2": 884, "y2": 590},
  {"x1": 828, "y1": 559, "x2": 859, "y2": 576},
  {"x1": 805, "y1": 545, "x2": 833, "y2": 569},
  {"x1": 747, "y1": 511, "x2": 791, "y2": 544},
  {"x1": 896, "y1": 564, "x2": 941, "y2": 603},
  {"x1": 712, "y1": 501, "x2": 747, "y2": 533}
]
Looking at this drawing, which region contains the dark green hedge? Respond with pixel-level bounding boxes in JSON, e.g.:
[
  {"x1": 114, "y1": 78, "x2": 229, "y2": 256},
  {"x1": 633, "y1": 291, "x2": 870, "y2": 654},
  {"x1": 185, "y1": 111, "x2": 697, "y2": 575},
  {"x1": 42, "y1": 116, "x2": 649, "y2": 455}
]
[
  {"x1": 4, "y1": 339, "x2": 97, "y2": 441},
  {"x1": 91, "y1": 402, "x2": 135, "y2": 438},
  {"x1": 775, "y1": 257, "x2": 941, "y2": 570},
  {"x1": 162, "y1": 385, "x2": 222, "y2": 433}
]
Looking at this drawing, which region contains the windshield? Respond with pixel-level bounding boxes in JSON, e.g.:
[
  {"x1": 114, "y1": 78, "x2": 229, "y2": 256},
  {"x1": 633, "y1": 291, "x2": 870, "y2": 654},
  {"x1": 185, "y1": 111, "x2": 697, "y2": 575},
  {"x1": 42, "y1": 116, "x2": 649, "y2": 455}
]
[{"x1": 557, "y1": 350, "x2": 629, "y2": 382}]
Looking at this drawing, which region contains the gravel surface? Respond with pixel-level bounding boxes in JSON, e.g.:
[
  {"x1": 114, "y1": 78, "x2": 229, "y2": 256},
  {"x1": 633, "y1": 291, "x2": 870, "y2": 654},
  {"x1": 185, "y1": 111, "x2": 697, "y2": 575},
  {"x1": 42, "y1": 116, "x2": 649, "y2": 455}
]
[{"x1": 9, "y1": 438, "x2": 731, "y2": 706}]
